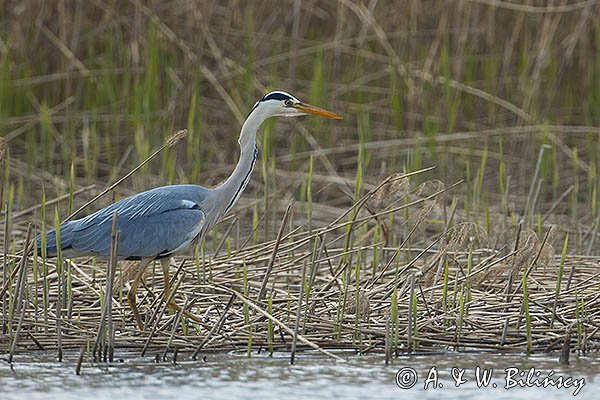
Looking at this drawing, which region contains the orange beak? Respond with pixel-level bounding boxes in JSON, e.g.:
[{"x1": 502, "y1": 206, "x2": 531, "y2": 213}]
[{"x1": 295, "y1": 103, "x2": 342, "y2": 120}]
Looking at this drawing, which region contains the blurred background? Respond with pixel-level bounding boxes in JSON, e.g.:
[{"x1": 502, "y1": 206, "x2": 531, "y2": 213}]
[{"x1": 1, "y1": 0, "x2": 600, "y2": 251}]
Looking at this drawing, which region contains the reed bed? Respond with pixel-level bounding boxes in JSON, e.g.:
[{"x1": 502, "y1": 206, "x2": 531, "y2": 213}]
[{"x1": 1, "y1": 173, "x2": 598, "y2": 360}]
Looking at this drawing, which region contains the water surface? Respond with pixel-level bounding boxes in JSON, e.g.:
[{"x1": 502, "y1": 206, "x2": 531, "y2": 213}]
[{"x1": 1, "y1": 351, "x2": 597, "y2": 399}]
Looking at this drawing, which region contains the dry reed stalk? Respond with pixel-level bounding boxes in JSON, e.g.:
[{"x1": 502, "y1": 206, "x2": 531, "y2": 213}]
[
  {"x1": 384, "y1": 317, "x2": 390, "y2": 364},
  {"x1": 141, "y1": 272, "x2": 185, "y2": 357},
  {"x1": 290, "y1": 256, "x2": 308, "y2": 364},
  {"x1": 258, "y1": 201, "x2": 294, "y2": 301},
  {"x1": 559, "y1": 329, "x2": 572, "y2": 365},
  {"x1": 10, "y1": 224, "x2": 32, "y2": 317},
  {"x1": 2, "y1": 204, "x2": 10, "y2": 334},
  {"x1": 55, "y1": 300, "x2": 63, "y2": 362},
  {"x1": 5, "y1": 97, "x2": 75, "y2": 142},
  {"x1": 7, "y1": 228, "x2": 31, "y2": 364},
  {"x1": 93, "y1": 212, "x2": 119, "y2": 361},
  {"x1": 75, "y1": 346, "x2": 84, "y2": 375},
  {"x1": 163, "y1": 295, "x2": 191, "y2": 361},
  {"x1": 192, "y1": 294, "x2": 235, "y2": 359},
  {"x1": 144, "y1": 259, "x2": 187, "y2": 331},
  {"x1": 470, "y1": 0, "x2": 599, "y2": 13},
  {"x1": 0, "y1": 137, "x2": 6, "y2": 219},
  {"x1": 12, "y1": 185, "x2": 95, "y2": 220},
  {"x1": 231, "y1": 288, "x2": 345, "y2": 362},
  {"x1": 107, "y1": 212, "x2": 119, "y2": 362}
]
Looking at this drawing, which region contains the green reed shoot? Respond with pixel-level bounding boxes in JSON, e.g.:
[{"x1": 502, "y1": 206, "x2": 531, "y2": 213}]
[
  {"x1": 2, "y1": 204, "x2": 10, "y2": 335},
  {"x1": 66, "y1": 259, "x2": 73, "y2": 319},
  {"x1": 261, "y1": 119, "x2": 274, "y2": 241},
  {"x1": 355, "y1": 122, "x2": 365, "y2": 202},
  {"x1": 336, "y1": 264, "x2": 350, "y2": 341},
  {"x1": 390, "y1": 287, "x2": 398, "y2": 356},
  {"x1": 457, "y1": 284, "x2": 465, "y2": 350},
  {"x1": 442, "y1": 259, "x2": 449, "y2": 326},
  {"x1": 452, "y1": 270, "x2": 459, "y2": 315},
  {"x1": 247, "y1": 323, "x2": 253, "y2": 359},
  {"x1": 307, "y1": 155, "x2": 314, "y2": 234},
  {"x1": 53, "y1": 206, "x2": 63, "y2": 307},
  {"x1": 525, "y1": 145, "x2": 551, "y2": 226},
  {"x1": 40, "y1": 189, "x2": 49, "y2": 330},
  {"x1": 32, "y1": 241, "x2": 38, "y2": 324},
  {"x1": 354, "y1": 251, "x2": 361, "y2": 346}
]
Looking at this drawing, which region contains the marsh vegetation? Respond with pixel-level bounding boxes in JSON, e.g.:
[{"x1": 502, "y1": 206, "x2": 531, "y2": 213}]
[{"x1": 1, "y1": 1, "x2": 599, "y2": 362}]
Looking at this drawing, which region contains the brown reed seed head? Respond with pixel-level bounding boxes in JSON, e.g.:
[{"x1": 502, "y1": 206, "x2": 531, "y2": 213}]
[
  {"x1": 166, "y1": 129, "x2": 188, "y2": 147},
  {"x1": 369, "y1": 174, "x2": 410, "y2": 210}
]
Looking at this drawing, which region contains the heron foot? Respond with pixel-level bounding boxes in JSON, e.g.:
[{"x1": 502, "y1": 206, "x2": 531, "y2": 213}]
[
  {"x1": 160, "y1": 258, "x2": 205, "y2": 325},
  {"x1": 166, "y1": 300, "x2": 204, "y2": 324},
  {"x1": 127, "y1": 292, "x2": 145, "y2": 331}
]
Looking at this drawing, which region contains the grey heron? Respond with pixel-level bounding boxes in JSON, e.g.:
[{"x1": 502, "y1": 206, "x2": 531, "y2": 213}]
[{"x1": 37, "y1": 91, "x2": 342, "y2": 330}]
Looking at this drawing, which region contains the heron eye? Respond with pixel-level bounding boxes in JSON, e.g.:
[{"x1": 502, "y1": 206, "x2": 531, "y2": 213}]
[{"x1": 284, "y1": 99, "x2": 293, "y2": 107}]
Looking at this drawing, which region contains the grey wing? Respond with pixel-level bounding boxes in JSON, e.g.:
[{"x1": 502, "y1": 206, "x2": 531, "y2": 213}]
[
  {"x1": 56, "y1": 186, "x2": 209, "y2": 259},
  {"x1": 71, "y1": 208, "x2": 205, "y2": 259}
]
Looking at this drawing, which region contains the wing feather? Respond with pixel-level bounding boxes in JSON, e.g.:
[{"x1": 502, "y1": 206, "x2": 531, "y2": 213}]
[{"x1": 39, "y1": 185, "x2": 209, "y2": 259}]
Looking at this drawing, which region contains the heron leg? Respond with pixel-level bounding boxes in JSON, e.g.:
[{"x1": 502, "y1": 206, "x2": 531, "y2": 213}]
[
  {"x1": 127, "y1": 257, "x2": 152, "y2": 331},
  {"x1": 160, "y1": 258, "x2": 203, "y2": 324}
]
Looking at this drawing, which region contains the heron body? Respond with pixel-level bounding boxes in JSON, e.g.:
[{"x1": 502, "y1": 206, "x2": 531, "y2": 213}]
[
  {"x1": 43, "y1": 184, "x2": 211, "y2": 260},
  {"x1": 38, "y1": 90, "x2": 341, "y2": 329}
]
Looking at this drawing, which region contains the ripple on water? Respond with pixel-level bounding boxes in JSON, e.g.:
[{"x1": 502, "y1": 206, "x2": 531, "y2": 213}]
[{"x1": 1, "y1": 352, "x2": 598, "y2": 400}]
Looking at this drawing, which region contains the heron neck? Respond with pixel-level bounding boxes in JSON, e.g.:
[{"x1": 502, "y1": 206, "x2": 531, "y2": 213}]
[{"x1": 214, "y1": 108, "x2": 266, "y2": 215}]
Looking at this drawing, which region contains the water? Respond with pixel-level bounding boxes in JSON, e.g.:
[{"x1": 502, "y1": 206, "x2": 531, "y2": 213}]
[{"x1": 1, "y1": 351, "x2": 597, "y2": 399}]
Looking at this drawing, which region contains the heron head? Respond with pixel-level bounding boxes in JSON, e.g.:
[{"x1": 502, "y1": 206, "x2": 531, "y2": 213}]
[{"x1": 251, "y1": 91, "x2": 342, "y2": 120}]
